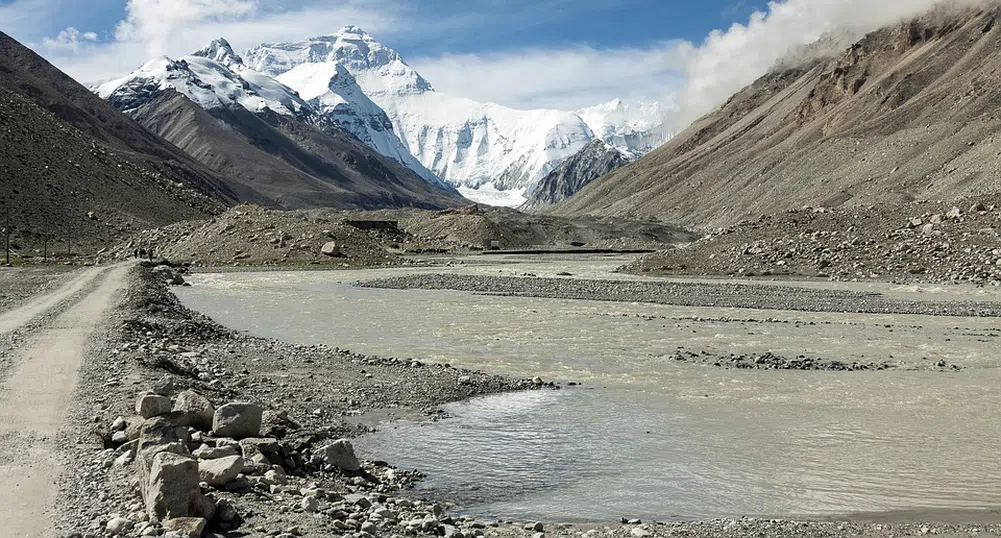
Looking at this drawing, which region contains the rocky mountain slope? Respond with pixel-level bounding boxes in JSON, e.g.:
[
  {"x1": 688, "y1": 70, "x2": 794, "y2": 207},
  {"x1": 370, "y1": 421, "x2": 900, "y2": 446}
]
[
  {"x1": 520, "y1": 139, "x2": 633, "y2": 212},
  {"x1": 96, "y1": 39, "x2": 464, "y2": 211},
  {"x1": 244, "y1": 27, "x2": 666, "y2": 206},
  {"x1": 0, "y1": 31, "x2": 238, "y2": 254},
  {"x1": 554, "y1": 5, "x2": 1001, "y2": 229}
]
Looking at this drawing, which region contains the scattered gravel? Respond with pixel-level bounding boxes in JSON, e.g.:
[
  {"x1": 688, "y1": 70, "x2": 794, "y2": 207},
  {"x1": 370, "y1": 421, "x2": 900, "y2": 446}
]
[
  {"x1": 359, "y1": 273, "x2": 1001, "y2": 317},
  {"x1": 627, "y1": 200, "x2": 1001, "y2": 285},
  {"x1": 0, "y1": 266, "x2": 71, "y2": 314}
]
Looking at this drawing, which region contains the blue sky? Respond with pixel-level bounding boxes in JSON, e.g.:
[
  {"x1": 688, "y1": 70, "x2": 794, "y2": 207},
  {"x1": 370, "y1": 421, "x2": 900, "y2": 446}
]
[
  {"x1": 0, "y1": 0, "x2": 770, "y2": 58},
  {"x1": 0, "y1": 0, "x2": 925, "y2": 119}
]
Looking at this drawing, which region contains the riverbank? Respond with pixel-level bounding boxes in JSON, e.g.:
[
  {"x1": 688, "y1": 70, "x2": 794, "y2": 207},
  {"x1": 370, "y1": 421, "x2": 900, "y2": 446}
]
[{"x1": 47, "y1": 265, "x2": 1001, "y2": 537}]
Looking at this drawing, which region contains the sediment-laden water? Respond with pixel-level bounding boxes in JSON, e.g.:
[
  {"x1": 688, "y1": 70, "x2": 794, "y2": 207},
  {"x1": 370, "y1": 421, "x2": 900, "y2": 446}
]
[{"x1": 176, "y1": 258, "x2": 1001, "y2": 522}]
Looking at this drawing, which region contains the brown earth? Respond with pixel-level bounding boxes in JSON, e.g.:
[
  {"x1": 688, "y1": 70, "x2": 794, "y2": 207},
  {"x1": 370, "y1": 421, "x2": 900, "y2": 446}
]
[
  {"x1": 554, "y1": 5, "x2": 1001, "y2": 232},
  {"x1": 109, "y1": 205, "x2": 399, "y2": 268},
  {"x1": 624, "y1": 194, "x2": 1001, "y2": 285},
  {"x1": 0, "y1": 32, "x2": 239, "y2": 256},
  {"x1": 127, "y1": 91, "x2": 465, "y2": 211}
]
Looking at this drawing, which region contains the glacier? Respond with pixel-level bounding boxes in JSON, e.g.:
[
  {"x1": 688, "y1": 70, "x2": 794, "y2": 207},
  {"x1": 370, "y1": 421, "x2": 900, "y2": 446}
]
[{"x1": 245, "y1": 27, "x2": 662, "y2": 206}]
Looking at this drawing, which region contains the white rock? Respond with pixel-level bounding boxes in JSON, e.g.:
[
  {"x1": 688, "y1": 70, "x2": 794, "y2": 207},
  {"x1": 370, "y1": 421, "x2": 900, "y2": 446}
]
[
  {"x1": 135, "y1": 392, "x2": 172, "y2": 419},
  {"x1": 212, "y1": 402, "x2": 263, "y2": 439},
  {"x1": 106, "y1": 517, "x2": 134, "y2": 536},
  {"x1": 198, "y1": 455, "x2": 244, "y2": 487},
  {"x1": 319, "y1": 439, "x2": 361, "y2": 472}
]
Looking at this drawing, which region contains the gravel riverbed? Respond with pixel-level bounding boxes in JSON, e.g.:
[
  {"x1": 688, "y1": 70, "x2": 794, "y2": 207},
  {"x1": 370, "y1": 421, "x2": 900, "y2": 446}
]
[
  {"x1": 359, "y1": 273, "x2": 1001, "y2": 317},
  {"x1": 45, "y1": 266, "x2": 1001, "y2": 538}
]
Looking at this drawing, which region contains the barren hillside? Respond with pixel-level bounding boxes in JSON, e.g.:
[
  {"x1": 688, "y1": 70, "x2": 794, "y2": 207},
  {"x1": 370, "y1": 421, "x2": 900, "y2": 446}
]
[{"x1": 554, "y1": 6, "x2": 1001, "y2": 229}]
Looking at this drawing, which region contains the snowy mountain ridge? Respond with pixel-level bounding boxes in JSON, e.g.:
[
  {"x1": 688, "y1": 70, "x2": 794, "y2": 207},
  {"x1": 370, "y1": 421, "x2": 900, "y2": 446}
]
[
  {"x1": 96, "y1": 28, "x2": 668, "y2": 207},
  {"x1": 244, "y1": 26, "x2": 667, "y2": 206},
  {"x1": 94, "y1": 38, "x2": 445, "y2": 188}
]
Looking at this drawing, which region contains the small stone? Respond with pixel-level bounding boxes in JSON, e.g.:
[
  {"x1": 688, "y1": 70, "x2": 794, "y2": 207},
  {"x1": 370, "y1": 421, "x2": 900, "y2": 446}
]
[
  {"x1": 106, "y1": 517, "x2": 134, "y2": 536},
  {"x1": 174, "y1": 390, "x2": 215, "y2": 431},
  {"x1": 136, "y1": 392, "x2": 172, "y2": 419},
  {"x1": 152, "y1": 375, "x2": 180, "y2": 396},
  {"x1": 321, "y1": 242, "x2": 341, "y2": 257},
  {"x1": 532, "y1": 522, "x2": 544, "y2": 532},
  {"x1": 301, "y1": 496, "x2": 320, "y2": 512},
  {"x1": 193, "y1": 444, "x2": 238, "y2": 460}
]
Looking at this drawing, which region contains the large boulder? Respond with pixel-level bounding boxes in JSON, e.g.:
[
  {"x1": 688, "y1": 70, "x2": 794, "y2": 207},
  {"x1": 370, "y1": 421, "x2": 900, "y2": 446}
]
[
  {"x1": 319, "y1": 439, "x2": 361, "y2": 472},
  {"x1": 144, "y1": 452, "x2": 201, "y2": 521},
  {"x1": 136, "y1": 392, "x2": 172, "y2": 419},
  {"x1": 173, "y1": 390, "x2": 215, "y2": 431},
  {"x1": 212, "y1": 403, "x2": 262, "y2": 439},
  {"x1": 153, "y1": 265, "x2": 186, "y2": 286},
  {"x1": 198, "y1": 455, "x2": 243, "y2": 487},
  {"x1": 321, "y1": 241, "x2": 341, "y2": 257}
]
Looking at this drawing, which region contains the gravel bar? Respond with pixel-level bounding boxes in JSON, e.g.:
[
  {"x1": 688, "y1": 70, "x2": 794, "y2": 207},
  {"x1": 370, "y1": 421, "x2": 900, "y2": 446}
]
[{"x1": 359, "y1": 274, "x2": 1001, "y2": 317}]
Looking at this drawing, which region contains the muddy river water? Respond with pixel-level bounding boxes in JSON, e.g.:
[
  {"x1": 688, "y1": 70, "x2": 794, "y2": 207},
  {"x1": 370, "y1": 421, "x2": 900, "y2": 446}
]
[{"x1": 177, "y1": 255, "x2": 1001, "y2": 522}]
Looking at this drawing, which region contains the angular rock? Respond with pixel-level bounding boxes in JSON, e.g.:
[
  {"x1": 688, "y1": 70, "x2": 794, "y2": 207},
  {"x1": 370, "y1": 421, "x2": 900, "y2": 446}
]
[
  {"x1": 319, "y1": 439, "x2": 361, "y2": 472},
  {"x1": 144, "y1": 452, "x2": 201, "y2": 521},
  {"x1": 240, "y1": 437, "x2": 282, "y2": 465},
  {"x1": 192, "y1": 444, "x2": 238, "y2": 460},
  {"x1": 162, "y1": 517, "x2": 207, "y2": 538},
  {"x1": 153, "y1": 265, "x2": 186, "y2": 286},
  {"x1": 173, "y1": 390, "x2": 215, "y2": 431},
  {"x1": 136, "y1": 392, "x2": 172, "y2": 419},
  {"x1": 212, "y1": 403, "x2": 262, "y2": 439},
  {"x1": 152, "y1": 375, "x2": 180, "y2": 396},
  {"x1": 198, "y1": 455, "x2": 244, "y2": 487}
]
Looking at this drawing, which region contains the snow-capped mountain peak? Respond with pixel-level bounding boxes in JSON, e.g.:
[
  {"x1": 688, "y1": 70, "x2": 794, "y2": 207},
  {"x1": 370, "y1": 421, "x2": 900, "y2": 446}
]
[
  {"x1": 576, "y1": 99, "x2": 671, "y2": 155},
  {"x1": 245, "y1": 27, "x2": 434, "y2": 98},
  {"x1": 245, "y1": 30, "x2": 600, "y2": 205},
  {"x1": 192, "y1": 38, "x2": 244, "y2": 69},
  {"x1": 93, "y1": 43, "x2": 312, "y2": 118}
]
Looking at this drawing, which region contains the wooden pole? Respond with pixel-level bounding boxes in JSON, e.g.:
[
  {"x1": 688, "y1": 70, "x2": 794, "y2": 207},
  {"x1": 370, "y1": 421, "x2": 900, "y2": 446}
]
[{"x1": 4, "y1": 206, "x2": 9, "y2": 266}]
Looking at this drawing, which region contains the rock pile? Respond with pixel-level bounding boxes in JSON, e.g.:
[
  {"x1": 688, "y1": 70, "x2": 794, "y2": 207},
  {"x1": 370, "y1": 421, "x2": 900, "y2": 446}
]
[
  {"x1": 627, "y1": 198, "x2": 1001, "y2": 285},
  {"x1": 110, "y1": 205, "x2": 397, "y2": 268},
  {"x1": 106, "y1": 378, "x2": 401, "y2": 537}
]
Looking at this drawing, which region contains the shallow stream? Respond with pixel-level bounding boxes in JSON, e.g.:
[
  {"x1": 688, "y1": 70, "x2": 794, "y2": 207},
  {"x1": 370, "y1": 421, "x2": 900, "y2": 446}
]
[{"x1": 177, "y1": 258, "x2": 1001, "y2": 522}]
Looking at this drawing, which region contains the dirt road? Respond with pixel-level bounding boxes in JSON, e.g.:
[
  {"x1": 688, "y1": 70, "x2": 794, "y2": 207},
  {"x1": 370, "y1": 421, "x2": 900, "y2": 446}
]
[
  {"x1": 0, "y1": 264, "x2": 129, "y2": 537},
  {"x1": 0, "y1": 266, "x2": 106, "y2": 335}
]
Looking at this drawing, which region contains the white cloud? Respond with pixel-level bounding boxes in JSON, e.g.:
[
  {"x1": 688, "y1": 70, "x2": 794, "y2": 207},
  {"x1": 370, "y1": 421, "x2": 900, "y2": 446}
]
[
  {"x1": 36, "y1": 0, "x2": 405, "y2": 82},
  {"x1": 410, "y1": 43, "x2": 689, "y2": 111},
  {"x1": 673, "y1": 0, "x2": 994, "y2": 126},
  {"x1": 114, "y1": 0, "x2": 257, "y2": 56},
  {"x1": 41, "y1": 27, "x2": 98, "y2": 53}
]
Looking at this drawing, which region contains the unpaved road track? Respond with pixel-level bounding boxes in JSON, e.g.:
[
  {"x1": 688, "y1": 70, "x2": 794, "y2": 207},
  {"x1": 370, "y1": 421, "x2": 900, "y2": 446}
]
[
  {"x1": 0, "y1": 266, "x2": 107, "y2": 335},
  {"x1": 0, "y1": 264, "x2": 129, "y2": 537}
]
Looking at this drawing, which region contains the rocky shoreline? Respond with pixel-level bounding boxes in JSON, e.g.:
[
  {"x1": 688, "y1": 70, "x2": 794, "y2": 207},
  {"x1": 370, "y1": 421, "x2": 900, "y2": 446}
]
[
  {"x1": 51, "y1": 266, "x2": 1001, "y2": 538},
  {"x1": 359, "y1": 273, "x2": 1001, "y2": 317}
]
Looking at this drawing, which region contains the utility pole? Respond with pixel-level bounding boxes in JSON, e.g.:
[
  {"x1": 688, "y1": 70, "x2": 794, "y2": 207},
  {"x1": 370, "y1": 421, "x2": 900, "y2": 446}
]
[
  {"x1": 4, "y1": 205, "x2": 9, "y2": 267},
  {"x1": 43, "y1": 235, "x2": 48, "y2": 263}
]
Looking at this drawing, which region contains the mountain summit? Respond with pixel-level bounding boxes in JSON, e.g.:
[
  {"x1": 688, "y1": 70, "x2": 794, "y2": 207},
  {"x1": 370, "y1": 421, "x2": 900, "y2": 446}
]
[
  {"x1": 244, "y1": 27, "x2": 662, "y2": 206},
  {"x1": 93, "y1": 39, "x2": 463, "y2": 210}
]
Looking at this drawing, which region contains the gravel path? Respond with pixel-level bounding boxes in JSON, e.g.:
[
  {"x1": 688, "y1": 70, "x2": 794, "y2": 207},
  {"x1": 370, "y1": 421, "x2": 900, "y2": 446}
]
[
  {"x1": 359, "y1": 274, "x2": 1001, "y2": 317},
  {"x1": 0, "y1": 264, "x2": 127, "y2": 537}
]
